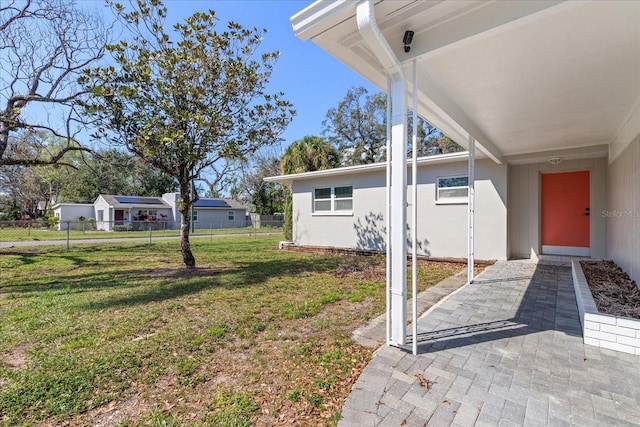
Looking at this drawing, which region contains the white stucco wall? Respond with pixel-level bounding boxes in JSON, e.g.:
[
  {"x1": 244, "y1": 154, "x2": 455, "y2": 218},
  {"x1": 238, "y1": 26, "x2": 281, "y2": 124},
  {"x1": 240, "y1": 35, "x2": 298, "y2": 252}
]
[
  {"x1": 53, "y1": 204, "x2": 94, "y2": 230},
  {"x1": 508, "y1": 157, "x2": 608, "y2": 260},
  {"x1": 93, "y1": 196, "x2": 112, "y2": 231},
  {"x1": 291, "y1": 158, "x2": 508, "y2": 261},
  {"x1": 194, "y1": 209, "x2": 247, "y2": 229},
  {"x1": 607, "y1": 132, "x2": 640, "y2": 284},
  {"x1": 162, "y1": 193, "x2": 181, "y2": 224}
]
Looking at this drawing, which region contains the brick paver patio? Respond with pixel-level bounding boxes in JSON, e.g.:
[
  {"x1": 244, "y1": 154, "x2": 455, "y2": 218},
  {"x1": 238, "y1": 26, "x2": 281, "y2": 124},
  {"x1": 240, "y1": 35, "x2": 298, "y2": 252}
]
[{"x1": 340, "y1": 260, "x2": 640, "y2": 426}]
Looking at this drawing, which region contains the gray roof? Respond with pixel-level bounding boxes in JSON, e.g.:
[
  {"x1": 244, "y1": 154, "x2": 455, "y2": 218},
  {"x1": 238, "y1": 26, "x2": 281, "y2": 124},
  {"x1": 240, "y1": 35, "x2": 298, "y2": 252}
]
[
  {"x1": 98, "y1": 195, "x2": 171, "y2": 209},
  {"x1": 97, "y1": 194, "x2": 245, "y2": 211},
  {"x1": 194, "y1": 198, "x2": 246, "y2": 210}
]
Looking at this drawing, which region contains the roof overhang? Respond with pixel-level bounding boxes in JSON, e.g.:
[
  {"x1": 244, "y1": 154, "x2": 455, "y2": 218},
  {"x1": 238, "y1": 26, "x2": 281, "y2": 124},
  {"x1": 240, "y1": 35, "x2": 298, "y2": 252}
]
[
  {"x1": 265, "y1": 151, "x2": 469, "y2": 185},
  {"x1": 292, "y1": 0, "x2": 640, "y2": 164},
  {"x1": 111, "y1": 204, "x2": 172, "y2": 209}
]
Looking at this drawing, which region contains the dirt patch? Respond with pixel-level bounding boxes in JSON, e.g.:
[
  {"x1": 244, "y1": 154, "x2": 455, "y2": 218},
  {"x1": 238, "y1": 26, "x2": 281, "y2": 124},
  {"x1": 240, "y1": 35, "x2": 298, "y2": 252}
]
[
  {"x1": 336, "y1": 255, "x2": 386, "y2": 281},
  {"x1": 90, "y1": 392, "x2": 149, "y2": 427},
  {"x1": 335, "y1": 255, "x2": 483, "y2": 282},
  {"x1": 3, "y1": 344, "x2": 29, "y2": 369},
  {"x1": 580, "y1": 260, "x2": 640, "y2": 319}
]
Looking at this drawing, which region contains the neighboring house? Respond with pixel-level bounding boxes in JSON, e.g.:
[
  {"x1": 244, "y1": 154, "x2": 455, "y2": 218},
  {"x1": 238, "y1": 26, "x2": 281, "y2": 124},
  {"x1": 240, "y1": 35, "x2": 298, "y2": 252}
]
[
  {"x1": 94, "y1": 195, "x2": 173, "y2": 231},
  {"x1": 286, "y1": 0, "x2": 639, "y2": 346},
  {"x1": 51, "y1": 193, "x2": 248, "y2": 231},
  {"x1": 162, "y1": 193, "x2": 248, "y2": 229}
]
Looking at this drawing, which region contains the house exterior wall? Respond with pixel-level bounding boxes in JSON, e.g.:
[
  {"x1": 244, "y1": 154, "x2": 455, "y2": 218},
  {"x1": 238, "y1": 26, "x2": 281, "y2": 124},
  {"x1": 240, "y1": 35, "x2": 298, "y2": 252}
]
[
  {"x1": 93, "y1": 196, "x2": 113, "y2": 231},
  {"x1": 508, "y1": 157, "x2": 608, "y2": 260},
  {"x1": 162, "y1": 193, "x2": 181, "y2": 226},
  {"x1": 193, "y1": 209, "x2": 247, "y2": 229},
  {"x1": 53, "y1": 204, "x2": 94, "y2": 230},
  {"x1": 291, "y1": 158, "x2": 508, "y2": 260},
  {"x1": 607, "y1": 132, "x2": 640, "y2": 284}
]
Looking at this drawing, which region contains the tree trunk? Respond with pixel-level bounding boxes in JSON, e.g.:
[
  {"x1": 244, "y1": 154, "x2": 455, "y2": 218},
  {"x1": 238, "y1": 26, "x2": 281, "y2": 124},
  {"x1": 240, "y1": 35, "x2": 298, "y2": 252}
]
[
  {"x1": 180, "y1": 208, "x2": 196, "y2": 268},
  {"x1": 179, "y1": 180, "x2": 196, "y2": 268}
]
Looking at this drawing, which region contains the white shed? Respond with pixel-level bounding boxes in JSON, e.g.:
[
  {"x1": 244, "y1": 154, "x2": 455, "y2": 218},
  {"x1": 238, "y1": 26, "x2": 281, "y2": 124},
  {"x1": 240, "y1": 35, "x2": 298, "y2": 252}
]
[{"x1": 51, "y1": 203, "x2": 95, "y2": 230}]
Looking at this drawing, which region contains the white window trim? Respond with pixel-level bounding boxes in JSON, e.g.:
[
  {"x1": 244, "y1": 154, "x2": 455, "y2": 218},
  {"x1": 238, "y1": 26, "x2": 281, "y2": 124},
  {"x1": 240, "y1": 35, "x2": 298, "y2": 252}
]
[
  {"x1": 311, "y1": 211, "x2": 354, "y2": 217},
  {"x1": 436, "y1": 175, "x2": 469, "y2": 205},
  {"x1": 313, "y1": 185, "x2": 353, "y2": 214},
  {"x1": 228, "y1": 211, "x2": 235, "y2": 221},
  {"x1": 192, "y1": 210, "x2": 198, "y2": 222}
]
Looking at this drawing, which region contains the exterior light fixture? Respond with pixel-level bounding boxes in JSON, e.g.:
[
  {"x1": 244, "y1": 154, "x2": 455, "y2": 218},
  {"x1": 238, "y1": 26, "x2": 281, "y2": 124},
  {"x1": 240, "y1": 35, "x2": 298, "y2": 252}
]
[
  {"x1": 548, "y1": 157, "x2": 563, "y2": 165},
  {"x1": 403, "y1": 30, "x2": 414, "y2": 53}
]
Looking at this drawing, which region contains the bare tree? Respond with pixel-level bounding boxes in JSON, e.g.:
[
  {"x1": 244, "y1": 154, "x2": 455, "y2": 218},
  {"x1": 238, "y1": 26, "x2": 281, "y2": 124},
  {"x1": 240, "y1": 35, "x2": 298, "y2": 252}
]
[
  {"x1": 0, "y1": 0, "x2": 110, "y2": 167},
  {"x1": 200, "y1": 158, "x2": 242, "y2": 198}
]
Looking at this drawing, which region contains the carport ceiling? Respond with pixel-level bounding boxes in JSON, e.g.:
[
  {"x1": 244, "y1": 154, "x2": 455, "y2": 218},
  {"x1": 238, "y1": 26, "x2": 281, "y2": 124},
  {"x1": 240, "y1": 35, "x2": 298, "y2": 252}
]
[{"x1": 294, "y1": 0, "x2": 640, "y2": 160}]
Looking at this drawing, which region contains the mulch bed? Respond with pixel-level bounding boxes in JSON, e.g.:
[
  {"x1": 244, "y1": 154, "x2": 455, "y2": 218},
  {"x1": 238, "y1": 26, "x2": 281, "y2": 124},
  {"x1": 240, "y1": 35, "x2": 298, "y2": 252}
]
[{"x1": 580, "y1": 260, "x2": 640, "y2": 319}]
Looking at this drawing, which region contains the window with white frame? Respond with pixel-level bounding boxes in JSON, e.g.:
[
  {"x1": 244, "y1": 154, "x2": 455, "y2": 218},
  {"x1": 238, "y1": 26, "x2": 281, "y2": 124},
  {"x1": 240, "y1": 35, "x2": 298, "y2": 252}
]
[
  {"x1": 313, "y1": 186, "x2": 353, "y2": 212},
  {"x1": 97, "y1": 210, "x2": 104, "y2": 222},
  {"x1": 437, "y1": 176, "x2": 469, "y2": 203},
  {"x1": 228, "y1": 211, "x2": 235, "y2": 221},
  {"x1": 192, "y1": 210, "x2": 198, "y2": 222}
]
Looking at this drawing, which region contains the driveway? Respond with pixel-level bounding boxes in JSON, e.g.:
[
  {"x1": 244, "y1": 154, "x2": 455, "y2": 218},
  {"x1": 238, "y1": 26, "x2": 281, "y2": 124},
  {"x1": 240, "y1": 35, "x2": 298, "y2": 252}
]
[{"x1": 340, "y1": 260, "x2": 640, "y2": 426}]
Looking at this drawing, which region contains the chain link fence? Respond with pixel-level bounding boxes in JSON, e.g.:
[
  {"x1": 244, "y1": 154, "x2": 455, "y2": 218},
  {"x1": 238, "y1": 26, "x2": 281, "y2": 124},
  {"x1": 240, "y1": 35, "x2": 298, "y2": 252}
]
[{"x1": 0, "y1": 218, "x2": 284, "y2": 250}]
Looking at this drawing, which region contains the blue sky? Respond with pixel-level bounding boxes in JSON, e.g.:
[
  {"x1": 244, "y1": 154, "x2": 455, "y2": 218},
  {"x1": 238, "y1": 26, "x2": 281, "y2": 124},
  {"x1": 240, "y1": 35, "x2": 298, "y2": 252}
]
[{"x1": 162, "y1": 0, "x2": 378, "y2": 150}]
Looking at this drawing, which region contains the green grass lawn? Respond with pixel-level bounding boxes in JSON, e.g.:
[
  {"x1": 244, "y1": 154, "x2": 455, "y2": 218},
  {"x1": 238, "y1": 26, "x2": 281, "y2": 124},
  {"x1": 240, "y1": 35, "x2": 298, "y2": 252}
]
[
  {"x1": 0, "y1": 225, "x2": 282, "y2": 242},
  {"x1": 0, "y1": 235, "x2": 462, "y2": 426}
]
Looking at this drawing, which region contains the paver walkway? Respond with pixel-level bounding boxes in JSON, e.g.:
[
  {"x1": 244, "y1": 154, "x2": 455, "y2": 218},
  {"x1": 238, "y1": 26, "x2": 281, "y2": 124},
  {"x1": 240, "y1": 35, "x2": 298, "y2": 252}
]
[{"x1": 340, "y1": 260, "x2": 640, "y2": 427}]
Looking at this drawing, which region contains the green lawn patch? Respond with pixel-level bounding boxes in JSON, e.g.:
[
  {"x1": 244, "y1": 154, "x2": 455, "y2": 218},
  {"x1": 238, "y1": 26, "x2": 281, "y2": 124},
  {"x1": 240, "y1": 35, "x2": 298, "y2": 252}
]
[
  {"x1": 0, "y1": 235, "x2": 462, "y2": 426},
  {"x1": 0, "y1": 225, "x2": 282, "y2": 242}
]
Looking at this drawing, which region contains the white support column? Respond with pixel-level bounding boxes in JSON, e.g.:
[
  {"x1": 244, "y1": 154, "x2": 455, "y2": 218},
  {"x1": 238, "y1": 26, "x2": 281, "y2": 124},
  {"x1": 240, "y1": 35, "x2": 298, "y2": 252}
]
[
  {"x1": 390, "y1": 77, "x2": 408, "y2": 346},
  {"x1": 411, "y1": 59, "x2": 418, "y2": 355},
  {"x1": 355, "y1": 0, "x2": 407, "y2": 348},
  {"x1": 385, "y1": 76, "x2": 392, "y2": 345},
  {"x1": 468, "y1": 136, "x2": 475, "y2": 283}
]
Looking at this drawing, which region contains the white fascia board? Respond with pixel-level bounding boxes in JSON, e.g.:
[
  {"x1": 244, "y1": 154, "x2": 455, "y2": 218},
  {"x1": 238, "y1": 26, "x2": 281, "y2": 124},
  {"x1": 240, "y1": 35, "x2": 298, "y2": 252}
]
[
  {"x1": 51, "y1": 203, "x2": 94, "y2": 208},
  {"x1": 291, "y1": 0, "x2": 358, "y2": 41},
  {"x1": 264, "y1": 152, "x2": 471, "y2": 185}
]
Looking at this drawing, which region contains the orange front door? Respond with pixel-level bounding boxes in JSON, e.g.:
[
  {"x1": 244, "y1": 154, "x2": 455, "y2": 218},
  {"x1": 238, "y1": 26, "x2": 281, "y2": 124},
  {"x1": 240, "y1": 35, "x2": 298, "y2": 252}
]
[{"x1": 541, "y1": 171, "x2": 590, "y2": 256}]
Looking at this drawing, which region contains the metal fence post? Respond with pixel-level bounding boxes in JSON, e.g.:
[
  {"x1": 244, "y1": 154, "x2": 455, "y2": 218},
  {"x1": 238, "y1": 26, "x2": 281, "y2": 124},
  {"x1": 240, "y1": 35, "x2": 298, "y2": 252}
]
[
  {"x1": 66, "y1": 222, "x2": 70, "y2": 251},
  {"x1": 28, "y1": 220, "x2": 31, "y2": 237},
  {"x1": 149, "y1": 222, "x2": 152, "y2": 246},
  {"x1": 210, "y1": 222, "x2": 213, "y2": 241}
]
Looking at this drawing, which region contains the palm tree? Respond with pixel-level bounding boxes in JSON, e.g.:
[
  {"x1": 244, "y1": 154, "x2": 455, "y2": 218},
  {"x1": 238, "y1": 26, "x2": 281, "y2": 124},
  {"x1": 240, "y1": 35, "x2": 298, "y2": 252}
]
[
  {"x1": 281, "y1": 135, "x2": 339, "y2": 174},
  {"x1": 281, "y1": 136, "x2": 339, "y2": 239}
]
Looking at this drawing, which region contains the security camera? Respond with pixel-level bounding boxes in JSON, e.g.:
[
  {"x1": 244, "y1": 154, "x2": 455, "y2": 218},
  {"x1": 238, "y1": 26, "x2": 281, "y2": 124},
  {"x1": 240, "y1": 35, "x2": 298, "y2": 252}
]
[{"x1": 403, "y1": 30, "x2": 414, "y2": 53}]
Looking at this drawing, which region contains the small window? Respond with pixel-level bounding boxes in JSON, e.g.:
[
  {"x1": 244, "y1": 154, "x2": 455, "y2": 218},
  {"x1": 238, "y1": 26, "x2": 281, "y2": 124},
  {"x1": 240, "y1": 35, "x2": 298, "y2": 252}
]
[
  {"x1": 228, "y1": 211, "x2": 235, "y2": 221},
  {"x1": 97, "y1": 210, "x2": 104, "y2": 221},
  {"x1": 437, "y1": 176, "x2": 469, "y2": 203},
  {"x1": 314, "y1": 188, "x2": 332, "y2": 211},
  {"x1": 192, "y1": 210, "x2": 198, "y2": 222},
  {"x1": 313, "y1": 186, "x2": 353, "y2": 212}
]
